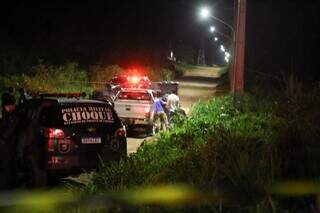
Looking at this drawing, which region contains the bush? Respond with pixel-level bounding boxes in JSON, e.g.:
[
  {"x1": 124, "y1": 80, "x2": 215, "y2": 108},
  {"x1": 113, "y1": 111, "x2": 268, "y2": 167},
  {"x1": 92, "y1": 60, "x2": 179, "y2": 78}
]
[
  {"x1": 88, "y1": 64, "x2": 123, "y2": 89},
  {"x1": 78, "y1": 91, "x2": 320, "y2": 212},
  {"x1": 0, "y1": 62, "x2": 91, "y2": 94},
  {"x1": 0, "y1": 62, "x2": 92, "y2": 118}
]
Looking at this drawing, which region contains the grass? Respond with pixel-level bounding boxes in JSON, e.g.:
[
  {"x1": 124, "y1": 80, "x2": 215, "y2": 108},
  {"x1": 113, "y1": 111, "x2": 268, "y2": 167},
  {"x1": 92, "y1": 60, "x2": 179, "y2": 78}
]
[
  {"x1": 218, "y1": 65, "x2": 229, "y2": 75},
  {"x1": 73, "y1": 90, "x2": 320, "y2": 212},
  {"x1": 0, "y1": 62, "x2": 92, "y2": 117},
  {"x1": 172, "y1": 61, "x2": 199, "y2": 71}
]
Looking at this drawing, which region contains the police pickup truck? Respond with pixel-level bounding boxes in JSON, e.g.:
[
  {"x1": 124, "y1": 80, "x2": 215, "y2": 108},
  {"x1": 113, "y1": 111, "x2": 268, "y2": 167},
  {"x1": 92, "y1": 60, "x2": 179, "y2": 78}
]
[{"x1": 113, "y1": 88, "x2": 156, "y2": 133}]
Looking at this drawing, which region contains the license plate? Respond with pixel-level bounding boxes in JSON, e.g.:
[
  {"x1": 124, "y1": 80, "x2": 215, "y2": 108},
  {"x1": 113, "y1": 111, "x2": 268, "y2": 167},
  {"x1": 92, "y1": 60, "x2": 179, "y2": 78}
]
[{"x1": 81, "y1": 137, "x2": 101, "y2": 144}]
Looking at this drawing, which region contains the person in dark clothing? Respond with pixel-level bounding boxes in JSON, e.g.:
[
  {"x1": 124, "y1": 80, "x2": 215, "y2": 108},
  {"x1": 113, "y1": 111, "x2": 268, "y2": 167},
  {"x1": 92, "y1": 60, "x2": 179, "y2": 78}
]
[
  {"x1": 1, "y1": 87, "x2": 16, "y2": 119},
  {"x1": 92, "y1": 83, "x2": 117, "y2": 103},
  {"x1": 0, "y1": 100, "x2": 21, "y2": 189},
  {"x1": 18, "y1": 87, "x2": 30, "y2": 105},
  {"x1": 0, "y1": 100, "x2": 34, "y2": 188}
]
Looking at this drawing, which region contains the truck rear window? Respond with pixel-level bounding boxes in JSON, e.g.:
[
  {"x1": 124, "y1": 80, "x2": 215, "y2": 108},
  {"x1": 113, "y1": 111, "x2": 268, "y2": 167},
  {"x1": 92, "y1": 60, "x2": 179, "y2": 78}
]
[
  {"x1": 40, "y1": 103, "x2": 116, "y2": 126},
  {"x1": 117, "y1": 91, "x2": 151, "y2": 101}
]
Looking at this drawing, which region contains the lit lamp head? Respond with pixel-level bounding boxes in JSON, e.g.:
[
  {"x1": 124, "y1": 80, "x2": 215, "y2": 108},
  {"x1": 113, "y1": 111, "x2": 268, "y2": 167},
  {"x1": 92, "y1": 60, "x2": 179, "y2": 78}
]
[
  {"x1": 220, "y1": 45, "x2": 226, "y2": 52},
  {"x1": 199, "y1": 7, "x2": 210, "y2": 20}
]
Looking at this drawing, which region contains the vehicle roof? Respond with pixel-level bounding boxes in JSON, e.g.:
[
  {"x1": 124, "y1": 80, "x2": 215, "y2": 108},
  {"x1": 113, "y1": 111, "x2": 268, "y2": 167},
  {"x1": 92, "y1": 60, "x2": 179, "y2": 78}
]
[
  {"x1": 57, "y1": 98, "x2": 107, "y2": 104},
  {"x1": 32, "y1": 97, "x2": 108, "y2": 105}
]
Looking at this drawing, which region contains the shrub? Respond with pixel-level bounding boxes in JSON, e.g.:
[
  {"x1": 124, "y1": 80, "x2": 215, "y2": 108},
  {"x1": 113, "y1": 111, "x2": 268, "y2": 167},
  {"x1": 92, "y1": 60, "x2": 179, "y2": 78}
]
[
  {"x1": 22, "y1": 62, "x2": 90, "y2": 93},
  {"x1": 0, "y1": 62, "x2": 91, "y2": 92},
  {"x1": 88, "y1": 64, "x2": 123, "y2": 89},
  {"x1": 78, "y1": 91, "x2": 320, "y2": 212}
]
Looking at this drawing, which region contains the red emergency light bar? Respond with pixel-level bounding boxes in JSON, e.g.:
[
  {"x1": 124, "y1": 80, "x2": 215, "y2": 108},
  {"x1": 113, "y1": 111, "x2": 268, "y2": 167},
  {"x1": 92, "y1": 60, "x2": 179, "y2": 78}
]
[{"x1": 127, "y1": 76, "x2": 139, "y2": 84}]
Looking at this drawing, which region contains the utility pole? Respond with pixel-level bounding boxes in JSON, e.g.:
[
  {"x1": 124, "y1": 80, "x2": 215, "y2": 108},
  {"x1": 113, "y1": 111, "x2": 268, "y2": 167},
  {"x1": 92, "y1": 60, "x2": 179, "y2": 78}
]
[{"x1": 232, "y1": 0, "x2": 247, "y2": 104}]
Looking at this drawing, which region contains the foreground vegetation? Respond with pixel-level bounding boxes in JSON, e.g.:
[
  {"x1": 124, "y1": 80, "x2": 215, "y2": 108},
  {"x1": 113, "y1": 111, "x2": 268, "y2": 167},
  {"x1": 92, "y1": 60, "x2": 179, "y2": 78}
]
[{"x1": 75, "y1": 89, "x2": 320, "y2": 212}]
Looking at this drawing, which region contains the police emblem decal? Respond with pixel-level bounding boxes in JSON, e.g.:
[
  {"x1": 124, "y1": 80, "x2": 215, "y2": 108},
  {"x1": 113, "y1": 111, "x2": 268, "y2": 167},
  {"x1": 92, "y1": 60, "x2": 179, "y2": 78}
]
[{"x1": 59, "y1": 140, "x2": 71, "y2": 153}]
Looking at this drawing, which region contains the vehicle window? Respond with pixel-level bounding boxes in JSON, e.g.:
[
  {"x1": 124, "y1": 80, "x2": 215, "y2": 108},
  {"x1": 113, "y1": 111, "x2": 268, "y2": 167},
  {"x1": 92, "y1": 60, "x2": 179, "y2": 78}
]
[
  {"x1": 117, "y1": 92, "x2": 151, "y2": 101},
  {"x1": 40, "y1": 103, "x2": 116, "y2": 126}
]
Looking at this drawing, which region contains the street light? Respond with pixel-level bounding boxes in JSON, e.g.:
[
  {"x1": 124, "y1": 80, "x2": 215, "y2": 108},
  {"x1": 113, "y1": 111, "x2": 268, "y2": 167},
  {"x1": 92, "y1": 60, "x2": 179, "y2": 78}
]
[
  {"x1": 199, "y1": 6, "x2": 211, "y2": 20},
  {"x1": 209, "y1": 27, "x2": 232, "y2": 40},
  {"x1": 225, "y1": 51, "x2": 230, "y2": 63},
  {"x1": 220, "y1": 45, "x2": 226, "y2": 52},
  {"x1": 198, "y1": 2, "x2": 247, "y2": 105},
  {"x1": 198, "y1": 6, "x2": 234, "y2": 34},
  {"x1": 214, "y1": 37, "x2": 218, "y2": 41}
]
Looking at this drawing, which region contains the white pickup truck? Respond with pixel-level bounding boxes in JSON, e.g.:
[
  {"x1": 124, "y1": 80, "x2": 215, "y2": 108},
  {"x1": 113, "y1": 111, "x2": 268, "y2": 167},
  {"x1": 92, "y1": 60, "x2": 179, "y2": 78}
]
[{"x1": 113, "y1": 88, "x2": 156, "y2": 132}]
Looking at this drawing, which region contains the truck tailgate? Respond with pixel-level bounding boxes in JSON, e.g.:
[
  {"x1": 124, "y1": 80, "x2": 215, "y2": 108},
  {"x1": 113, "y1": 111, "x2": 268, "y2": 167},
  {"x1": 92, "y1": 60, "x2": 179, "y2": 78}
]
[{"x1": 114, "y1": 100, "x2": 153, "y2": 119}]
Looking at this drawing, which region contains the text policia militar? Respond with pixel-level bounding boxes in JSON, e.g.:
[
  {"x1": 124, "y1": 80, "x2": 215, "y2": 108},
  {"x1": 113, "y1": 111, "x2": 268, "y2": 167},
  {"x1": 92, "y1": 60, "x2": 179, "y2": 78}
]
[{"x1": 61, "y1": 106, "x2": 114, "y2": 125}]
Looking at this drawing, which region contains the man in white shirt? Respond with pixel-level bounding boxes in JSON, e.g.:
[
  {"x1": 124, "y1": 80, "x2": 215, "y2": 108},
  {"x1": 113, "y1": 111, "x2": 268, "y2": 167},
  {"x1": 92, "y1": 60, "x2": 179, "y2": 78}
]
[{"x1": 166, "y1": 93, "x2": 180, "y2": 124}]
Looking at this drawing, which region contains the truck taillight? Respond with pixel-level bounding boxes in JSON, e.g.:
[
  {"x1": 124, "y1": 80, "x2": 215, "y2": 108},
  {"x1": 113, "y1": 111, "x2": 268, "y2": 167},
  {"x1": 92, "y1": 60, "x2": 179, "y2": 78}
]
[
  {"x1": 44, "y1": 128, "x2": 65, "y2": 152},
  {"x1": 115, "y1": 127, "x2": 126, "y2": 137},
  {"x1": 45, "y1": 128, "x2": 65, "y2": 139}
]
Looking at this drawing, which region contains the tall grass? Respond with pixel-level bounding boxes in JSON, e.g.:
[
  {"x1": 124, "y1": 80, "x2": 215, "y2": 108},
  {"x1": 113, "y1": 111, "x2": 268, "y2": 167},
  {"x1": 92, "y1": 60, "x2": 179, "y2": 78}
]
[
  {"x1": 77, "y1": 91, "x2": 320, "y2": 212},
  {"x1": 0, "y1": 62, "x2": 92, "y2": 117},
  {"x1": 0, "y1": 62, "x2": 91, "y2": 94}
]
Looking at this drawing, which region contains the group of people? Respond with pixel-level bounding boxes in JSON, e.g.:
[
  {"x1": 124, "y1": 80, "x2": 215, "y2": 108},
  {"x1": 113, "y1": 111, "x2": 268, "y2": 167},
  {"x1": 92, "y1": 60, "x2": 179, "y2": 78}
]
[{"x1": 153, "y1": 92, "x2": 182, "y2": 133}]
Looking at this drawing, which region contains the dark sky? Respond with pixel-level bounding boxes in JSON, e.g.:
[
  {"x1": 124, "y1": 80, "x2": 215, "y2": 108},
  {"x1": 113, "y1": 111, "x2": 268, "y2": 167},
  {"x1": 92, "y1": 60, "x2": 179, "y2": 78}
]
[
  {"x1": 1, "y1": 0, "x2": 199, "y2": 67},
  {"x1": 1, "y1": 0, "x2": 320, "y2": 80}
]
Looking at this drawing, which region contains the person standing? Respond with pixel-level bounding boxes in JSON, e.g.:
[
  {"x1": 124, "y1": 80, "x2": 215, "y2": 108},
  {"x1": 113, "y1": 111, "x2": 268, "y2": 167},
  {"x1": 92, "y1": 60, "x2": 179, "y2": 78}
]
[
  {"x1": 17, "y1": 88, "x2": 30, "y2": 105},
  {"x1": 1, "y1": 87, "x2": 16, "y2": 119},
  {"x1": 166, "y1": 93, "x2": 180, "y2": 124},
  {"x1": 153, "y1": 95, "x2": 168, "y2": 133},
  {"x1": 103, "y1": 83, "x2": 116, "y2": 101}
]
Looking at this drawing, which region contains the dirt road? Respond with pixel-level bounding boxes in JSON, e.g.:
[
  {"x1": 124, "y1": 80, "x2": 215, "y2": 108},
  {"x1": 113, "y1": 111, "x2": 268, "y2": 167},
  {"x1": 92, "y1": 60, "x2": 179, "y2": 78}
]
[{"x1": 127, "y1": 66, "x2": 225, "y2": 154}]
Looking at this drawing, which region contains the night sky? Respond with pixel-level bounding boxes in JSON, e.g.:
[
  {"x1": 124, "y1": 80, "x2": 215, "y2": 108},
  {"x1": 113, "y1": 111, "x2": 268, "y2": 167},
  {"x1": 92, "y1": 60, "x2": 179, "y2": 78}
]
[{"x1": 1, "y1": 0, "x2": 320, "y2": 80}]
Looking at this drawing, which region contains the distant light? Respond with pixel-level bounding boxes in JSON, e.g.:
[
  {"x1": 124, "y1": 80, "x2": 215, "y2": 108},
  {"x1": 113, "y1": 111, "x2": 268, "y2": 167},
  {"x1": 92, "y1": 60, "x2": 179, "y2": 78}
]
[
  {"x1": 214, "y1": 37, "x2": 218, "y2": 41},
  {"x1": 220, "y1": 45, "x2": 225, "y2": 52},
  {"x1": 225, "y1": 52, "x2": 230, "y2": 57},
  {"x1": 199, "y1": 7, "x2": 210, "y2": 19},
  {"x1": 224, "y1": 57, "x2": 229, "y2": 63},
  {"x1": 170, "y1": 51, "x2": 173, "y2": 58},
  {"x1": 209, "y1": 26, "x2": 215, "y2": 33},
  {"x1": 131, "y1": 76, "x2": 139, "y2": 84}
]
